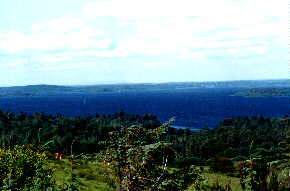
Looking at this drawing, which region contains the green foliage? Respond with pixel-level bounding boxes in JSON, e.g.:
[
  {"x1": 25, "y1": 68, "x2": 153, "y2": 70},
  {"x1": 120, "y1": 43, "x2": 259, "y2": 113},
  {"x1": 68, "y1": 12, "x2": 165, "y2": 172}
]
[
  {"x1": 0, "y1": 145, "x2": 56, "y2": 191},
  {"x1": 1, "y1": 109, "x2": 290, "y2": 190},
  {"x1": 208, "y1": 157, "x2": 235, "y2": 174},
  {"x1": 196, "y1": 172, "x2": 242, "y2": 191},
  {"x1": 51, "y1": 158, "x2": 115, "y2": 191},
  {"x1": 102, "y1": 119, "x2": 205, "y2": 191},
  {"x1": 0, "y1": 110, "x2": 161, "y2": 154},
  {"x1": 207, "y1": 178, "x2": 233, "y2": 191},
  {"x1": 239, "y1": 158, "x2": 273, "y2": 191},
  {"x1": 167, "y1": 116, "x2": 290, "y2": 162}
]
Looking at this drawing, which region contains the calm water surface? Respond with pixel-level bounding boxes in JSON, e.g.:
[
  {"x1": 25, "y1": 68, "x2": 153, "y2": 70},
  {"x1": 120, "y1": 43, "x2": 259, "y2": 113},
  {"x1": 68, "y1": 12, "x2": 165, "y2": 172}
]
[{"x1": 0, "y1": 88, "x2": 289, "y2": 129}]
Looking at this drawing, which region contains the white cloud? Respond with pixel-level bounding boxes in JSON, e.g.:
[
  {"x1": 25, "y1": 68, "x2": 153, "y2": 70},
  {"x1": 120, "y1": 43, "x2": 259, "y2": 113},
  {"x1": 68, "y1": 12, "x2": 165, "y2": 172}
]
[
  {"x1": 82, "y1": 0, "x2": 288, "y2": 23},
  {"x1": 34, "y1": 55, "x2": 70, "y2": 63},
  {"x1": 32, "y1": 17, "x2": 85, "y2": 33},
  {"x1": 83, "y1": 0, "x2": 200, "y2": 19},
  {"x1": 0, "y1": 29, "x2": 110, "y2": 52},
  {"x1": 0, "y1": 0, "x2": 287, "y2": 55},
  {"x1": 80, "y1": 49, "x2": 129, "y2": 58},
  {"x1": 0, "y1": 0, "x2": 288, "y2": 84},
  {"x1": 1, "y1": 57, "x2": 28, "y2": 68}
]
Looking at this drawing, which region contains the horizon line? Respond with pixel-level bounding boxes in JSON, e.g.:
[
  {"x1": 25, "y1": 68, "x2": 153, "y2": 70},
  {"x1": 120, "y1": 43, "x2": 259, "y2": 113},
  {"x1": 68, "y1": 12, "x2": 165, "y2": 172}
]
[{"x1": 0, "y1": 78, "x2": 289, "y2": 88}]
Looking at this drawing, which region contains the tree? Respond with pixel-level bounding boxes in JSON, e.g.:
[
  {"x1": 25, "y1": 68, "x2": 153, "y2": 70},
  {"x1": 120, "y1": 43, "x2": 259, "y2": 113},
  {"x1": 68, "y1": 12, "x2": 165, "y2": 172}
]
[{"x1": 102, "y1": 118, "x2": 204, "y2": 191}]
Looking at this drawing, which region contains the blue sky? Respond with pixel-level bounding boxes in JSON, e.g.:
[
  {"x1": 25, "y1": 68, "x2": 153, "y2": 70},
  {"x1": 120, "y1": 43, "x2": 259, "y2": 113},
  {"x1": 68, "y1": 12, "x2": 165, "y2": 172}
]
[{"x1": 0, "y1": 0, "x2": 288, "y2": 86}]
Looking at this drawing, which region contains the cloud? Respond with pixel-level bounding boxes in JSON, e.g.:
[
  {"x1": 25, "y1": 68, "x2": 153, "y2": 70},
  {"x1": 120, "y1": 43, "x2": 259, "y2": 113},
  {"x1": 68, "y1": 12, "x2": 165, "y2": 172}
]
[
  {"x1": 0, "y1": 0, "x2": 287, "y2": 55},
  {"x1": 82, "y1": 0, "x2": 200, "y2": 19},
  {"x1": 0, "y1": 30, "x2": 112, "y2": 52},
  {"x1": 0, "y1": 57, "x2": 28, "y2": 68},
  {"x1": 34, "y1": 54, "x2": 70, "y2": 63},
  {"x1": 0, "y1": 0, "x2": 288, "y2": 85},
  {"x1": 82, "y1": 0, "x2": 288, "y2": 24},
  {"x1": 31, "y1": 17, "x2": 85, "y2": 33}
]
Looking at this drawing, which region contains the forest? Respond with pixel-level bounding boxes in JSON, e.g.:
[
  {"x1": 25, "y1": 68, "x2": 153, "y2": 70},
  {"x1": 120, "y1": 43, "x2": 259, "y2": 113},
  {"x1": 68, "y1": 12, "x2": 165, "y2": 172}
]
[
  {"x1": 0, "y1": 110, "x2": 290, "y2": 190},
  {"x1": 0, "y1": 79, "x2": 288, "y2": 97}
]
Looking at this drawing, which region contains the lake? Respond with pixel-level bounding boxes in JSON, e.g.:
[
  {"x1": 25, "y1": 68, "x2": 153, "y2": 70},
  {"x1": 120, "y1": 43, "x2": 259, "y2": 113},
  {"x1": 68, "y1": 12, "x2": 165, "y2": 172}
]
[{"x1": 0, "y1": 88, "x2": 289, "y2": 129}]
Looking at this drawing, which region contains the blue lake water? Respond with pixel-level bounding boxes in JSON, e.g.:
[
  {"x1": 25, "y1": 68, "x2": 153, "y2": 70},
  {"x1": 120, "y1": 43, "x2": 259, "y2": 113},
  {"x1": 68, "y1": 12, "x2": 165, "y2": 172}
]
[{"x1": 0, "y1": 88, "x2": 289, "y2": 129}]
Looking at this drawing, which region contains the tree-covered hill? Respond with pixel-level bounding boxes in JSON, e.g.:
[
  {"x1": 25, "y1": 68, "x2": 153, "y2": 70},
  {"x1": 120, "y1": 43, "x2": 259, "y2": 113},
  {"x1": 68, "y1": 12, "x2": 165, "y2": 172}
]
[{"x1": 0, "y1": 79, "x2": 288, "y2": 97}]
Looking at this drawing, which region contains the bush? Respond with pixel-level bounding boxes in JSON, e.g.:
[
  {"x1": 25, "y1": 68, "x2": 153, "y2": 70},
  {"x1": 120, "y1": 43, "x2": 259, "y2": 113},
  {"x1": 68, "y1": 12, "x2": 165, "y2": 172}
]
[
  {"x1": 208, "y1": 157, "x2": 235, "y2": 173},
  {"x1": 102, "y1": 120, "x2": 205, "y2": 191},
  {"x1": 0, "y1": 145, "x2": 57, "y2": 191}
]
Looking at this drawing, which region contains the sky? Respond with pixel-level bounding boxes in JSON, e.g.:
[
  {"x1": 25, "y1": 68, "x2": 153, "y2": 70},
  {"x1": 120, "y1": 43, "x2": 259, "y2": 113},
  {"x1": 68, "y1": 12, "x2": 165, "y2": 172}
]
[{"x1": 0, "y1": 0, "x2": 288, "y2": 86}]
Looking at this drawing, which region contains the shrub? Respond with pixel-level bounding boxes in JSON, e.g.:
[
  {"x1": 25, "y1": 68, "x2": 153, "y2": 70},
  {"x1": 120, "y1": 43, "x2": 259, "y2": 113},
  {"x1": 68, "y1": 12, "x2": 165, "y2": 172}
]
[
  {"x1": 0, "y1": 145, "x2": 57, "y2": 191},
  {"x1": 102, "y1": 119, "x2": 205, "y2": 191},
  {"x1": 208, "y1": 157, "x2": 235, "y2": 173}
]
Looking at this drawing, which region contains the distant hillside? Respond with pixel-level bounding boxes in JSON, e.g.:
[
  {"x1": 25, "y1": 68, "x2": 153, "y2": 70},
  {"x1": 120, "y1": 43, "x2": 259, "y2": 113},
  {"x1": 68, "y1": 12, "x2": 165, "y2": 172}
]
[
  {"x1": 0, "y1": 79, "x2": 289, "y2": 97},
  {"x1": 234, "y1": 87, "x2": 290, "y2": 97},
  {"x1": 0, "y1": 85, "x2": 79, "y2": 97}
]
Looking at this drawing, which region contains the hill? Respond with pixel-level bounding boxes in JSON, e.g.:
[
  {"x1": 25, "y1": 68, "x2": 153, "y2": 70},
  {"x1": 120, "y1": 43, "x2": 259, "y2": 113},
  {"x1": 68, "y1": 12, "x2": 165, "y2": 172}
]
[{"x1": 0, "y1": 79, "x2": 289, "y2": 97}]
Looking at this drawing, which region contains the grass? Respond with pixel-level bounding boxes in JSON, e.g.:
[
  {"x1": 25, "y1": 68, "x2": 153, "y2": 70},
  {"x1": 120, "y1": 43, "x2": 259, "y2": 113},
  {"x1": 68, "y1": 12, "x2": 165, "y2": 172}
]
[
  {"x1": 186, "y1": 166, "x2": 242, "y2": 191},
  {"x1": 49, "y1": 157, "x2": 243, "y2": 191},
  {"x1": 187, "y1": 172, "x2": 242, "y2": 191},
  {"x1": 203, "y1": 173, "x2": 242, "y2": 191},
  {"x1": 49, "y1": 157, "x2": 114, "y2": 191}
]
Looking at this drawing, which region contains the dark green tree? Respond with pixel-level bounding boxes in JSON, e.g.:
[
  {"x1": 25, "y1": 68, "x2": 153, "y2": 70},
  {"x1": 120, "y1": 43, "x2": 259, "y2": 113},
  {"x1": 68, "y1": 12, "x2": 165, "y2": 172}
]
[{"x1": 102, "y1": 118, "x2": 205, "y2": 191}]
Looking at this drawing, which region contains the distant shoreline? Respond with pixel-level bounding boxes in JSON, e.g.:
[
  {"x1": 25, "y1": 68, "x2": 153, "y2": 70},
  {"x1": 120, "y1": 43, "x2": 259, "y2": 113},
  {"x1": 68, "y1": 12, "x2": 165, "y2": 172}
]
[
  {"x1": 0, "y1": 79, "x2": 289, "y2": 98},
  {"x1": 233, "y1": 87, "x2": 290, "y2": 97}
]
